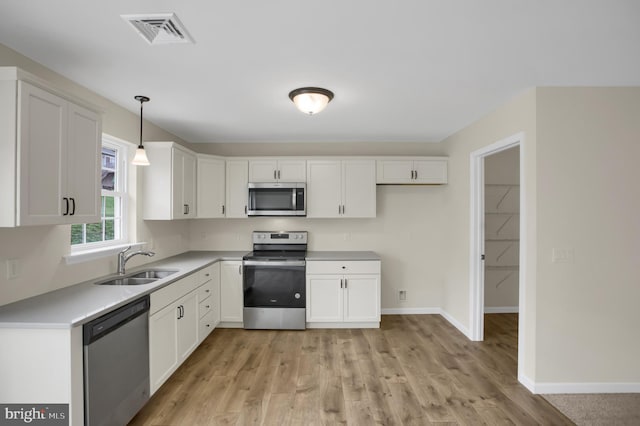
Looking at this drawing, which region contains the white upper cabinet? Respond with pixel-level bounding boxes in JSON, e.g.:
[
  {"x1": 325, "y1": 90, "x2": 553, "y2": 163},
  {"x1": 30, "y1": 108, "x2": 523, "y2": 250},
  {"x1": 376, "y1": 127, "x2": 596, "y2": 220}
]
[
  {"x1": 197, "y1": 155, "x2": 225, "y2": 218},
  {"x1": 225, "y1": 160, "x2": 248, "y2": 218},
  {"x1": 376, "y1": 158, "x2": 448, "y2": 184},
  {"x1": 306, "y1": 160, "x2": 376, "y2": 218},
  {"x1": 0, "y1": 69, "x2": 101, "y2": 227},
  {"x1": 142, "y1": 142, "x2": 197, "y2": 220},
  {"x1": 248, "y1": 159, "x2": 306, "y2": 182}
]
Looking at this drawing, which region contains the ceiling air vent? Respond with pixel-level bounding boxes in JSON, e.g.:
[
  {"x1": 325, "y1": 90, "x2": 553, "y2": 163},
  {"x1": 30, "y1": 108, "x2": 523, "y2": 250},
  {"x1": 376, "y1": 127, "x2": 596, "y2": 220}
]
[{"x1": 121, "y1": 13, "x2": 194, "y2": 45}]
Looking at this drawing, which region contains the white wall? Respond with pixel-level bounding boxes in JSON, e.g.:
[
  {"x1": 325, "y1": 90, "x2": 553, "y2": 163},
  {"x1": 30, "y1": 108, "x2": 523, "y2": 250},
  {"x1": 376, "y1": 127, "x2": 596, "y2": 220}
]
[
  {"x1": 534, "y1": 88, "x2": 640, "y2": 386},
  {"x1": 0, "y1": 43, "x2": 192, "y2": 306}
]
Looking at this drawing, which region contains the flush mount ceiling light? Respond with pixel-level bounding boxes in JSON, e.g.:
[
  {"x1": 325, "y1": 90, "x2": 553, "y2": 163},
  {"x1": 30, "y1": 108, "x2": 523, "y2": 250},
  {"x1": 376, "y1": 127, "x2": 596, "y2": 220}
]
[
  {"x1": 132, "y1": 95, "x2": 151, "y2": 166},
  {"x1": 288, "y1": 87, "x2": 334, "y2": 115}
]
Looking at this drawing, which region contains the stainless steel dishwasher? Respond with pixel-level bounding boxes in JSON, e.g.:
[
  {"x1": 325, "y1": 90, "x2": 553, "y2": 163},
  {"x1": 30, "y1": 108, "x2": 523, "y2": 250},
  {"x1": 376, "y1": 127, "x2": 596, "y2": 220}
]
[{"x1": 83, "y1": 295, "x2": 150, "y2": 426}]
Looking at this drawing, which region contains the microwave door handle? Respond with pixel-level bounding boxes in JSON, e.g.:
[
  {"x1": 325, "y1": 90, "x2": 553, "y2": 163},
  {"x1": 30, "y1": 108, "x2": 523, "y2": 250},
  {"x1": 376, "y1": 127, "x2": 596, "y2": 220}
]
[{"x1": 292, "y1": 189, "x2": 297, "y2": 210}]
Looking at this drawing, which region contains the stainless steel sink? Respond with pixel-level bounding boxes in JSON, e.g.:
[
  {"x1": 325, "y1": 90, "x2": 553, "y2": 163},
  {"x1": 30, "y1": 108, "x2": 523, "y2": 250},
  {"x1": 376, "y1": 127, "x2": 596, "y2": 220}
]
[
  {"x1": 129, "y1": 269, "x2": 178, "y2": 279},
  {"x1": 97, "y1": 277, "x2": 157, "y2": 286},
  {"x1": 95, "y1": 269, "x2": 178, "y2": 285}
]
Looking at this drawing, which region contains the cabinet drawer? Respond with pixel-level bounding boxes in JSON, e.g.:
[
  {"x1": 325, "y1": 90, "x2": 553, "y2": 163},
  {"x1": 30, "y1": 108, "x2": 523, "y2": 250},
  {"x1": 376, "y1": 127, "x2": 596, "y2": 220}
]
[
  {"x1": 151, "y1": 273, "x2": 198, "y2": 315},
  {"x1": 195, "y1": 264, "x2": 216, "y2": 286},
  {"x1": 198, "y1": 279, "x2": 213, "y2": 302},
  {"x1": 199, "y1": 310, "x2": 215, "y2": 340},
  {"x1": 306, "y1": 260, "x2": 380, "y2": 275},
  {"x1": 199, "y1": 297, "x2": 213, "y2": 319}
]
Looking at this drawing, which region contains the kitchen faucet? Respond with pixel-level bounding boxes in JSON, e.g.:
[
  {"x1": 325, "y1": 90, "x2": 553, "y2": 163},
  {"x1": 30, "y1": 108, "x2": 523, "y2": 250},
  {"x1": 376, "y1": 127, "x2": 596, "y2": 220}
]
[{"x1": 117, "y1": 246, "x2": 155, "y2": 275}]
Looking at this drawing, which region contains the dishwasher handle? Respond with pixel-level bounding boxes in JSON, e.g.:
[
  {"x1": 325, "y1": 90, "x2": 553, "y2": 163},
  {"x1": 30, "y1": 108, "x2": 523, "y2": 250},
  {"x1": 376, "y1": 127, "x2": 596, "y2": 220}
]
[{"x1": 83, "y1": 296, "x2": 150, "y2": 345}]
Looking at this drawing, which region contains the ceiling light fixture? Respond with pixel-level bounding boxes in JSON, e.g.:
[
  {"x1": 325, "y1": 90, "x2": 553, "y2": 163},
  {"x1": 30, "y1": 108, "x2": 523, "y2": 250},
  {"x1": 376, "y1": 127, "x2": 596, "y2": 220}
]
[
  {"x1": 132, "y1": 95, "x2": 151, "y2": 166},
  {"x1": 288, "y1": 87, "x2": 334, "y2": 115}
]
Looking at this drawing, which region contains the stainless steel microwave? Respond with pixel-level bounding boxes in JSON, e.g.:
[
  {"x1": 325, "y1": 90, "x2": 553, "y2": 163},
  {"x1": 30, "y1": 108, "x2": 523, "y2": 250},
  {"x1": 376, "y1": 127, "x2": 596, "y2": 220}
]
[{"x1": 247, "y1": 182, "x2": 306, "y2": 216}]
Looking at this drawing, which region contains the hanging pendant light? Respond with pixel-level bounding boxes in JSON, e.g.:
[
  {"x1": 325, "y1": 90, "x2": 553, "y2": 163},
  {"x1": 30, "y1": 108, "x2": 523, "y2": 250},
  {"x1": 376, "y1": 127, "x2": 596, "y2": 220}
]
[
  {"x1": 132, "y1": 95, "x2": 151, "y2": 166},
  {"x1": 288, "y1": 87, "x2": 334, "y2": 115}
]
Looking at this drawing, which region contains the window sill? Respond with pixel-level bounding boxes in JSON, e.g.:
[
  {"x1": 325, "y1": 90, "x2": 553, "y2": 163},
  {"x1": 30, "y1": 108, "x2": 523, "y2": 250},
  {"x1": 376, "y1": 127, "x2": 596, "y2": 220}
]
[{"x1": 64, "y1": 242, "x2": 147, "y2": 265}]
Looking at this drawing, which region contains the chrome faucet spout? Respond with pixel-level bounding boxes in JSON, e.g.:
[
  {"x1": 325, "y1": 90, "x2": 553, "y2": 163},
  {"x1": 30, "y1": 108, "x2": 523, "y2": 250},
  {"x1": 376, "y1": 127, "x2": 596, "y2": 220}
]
[{"x1": 117, "y1": 246, "x2": 156, "y2": 275}]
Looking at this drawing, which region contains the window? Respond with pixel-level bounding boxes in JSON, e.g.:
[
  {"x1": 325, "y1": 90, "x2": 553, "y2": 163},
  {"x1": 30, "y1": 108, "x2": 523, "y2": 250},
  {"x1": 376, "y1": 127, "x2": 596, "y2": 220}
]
[{"x1": 71, "y1": 136, "x2": 128, "y2": 250}]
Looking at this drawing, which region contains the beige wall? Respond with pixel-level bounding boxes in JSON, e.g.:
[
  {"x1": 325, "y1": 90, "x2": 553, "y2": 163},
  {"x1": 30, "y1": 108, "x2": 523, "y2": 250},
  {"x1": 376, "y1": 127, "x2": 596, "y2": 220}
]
[
  {"x1": 0, "y1": 43, "x2": 192, "y2": 305},
  {"x1": 535, "y1": 87, "x2": 640, "y2": 384},
  {"x1": 440, "y1": 89, "x2": 537, "y2": 380}
]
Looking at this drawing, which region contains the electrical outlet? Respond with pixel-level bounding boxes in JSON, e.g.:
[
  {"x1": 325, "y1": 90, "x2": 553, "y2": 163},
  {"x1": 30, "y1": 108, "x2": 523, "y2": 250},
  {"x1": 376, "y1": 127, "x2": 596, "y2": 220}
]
[
  {"x1": 398, "y1": 289, "x2": 407, "y2": 302},
  {"x1": 6, "y1": 259, "x2": 19, "y2": 280}
]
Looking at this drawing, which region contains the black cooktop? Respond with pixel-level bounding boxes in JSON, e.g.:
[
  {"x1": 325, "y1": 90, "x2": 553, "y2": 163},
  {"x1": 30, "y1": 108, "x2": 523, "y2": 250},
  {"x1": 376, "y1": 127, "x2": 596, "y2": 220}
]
[{"x1": 243, "y1": 250, "x2": 306, "y2": 261}]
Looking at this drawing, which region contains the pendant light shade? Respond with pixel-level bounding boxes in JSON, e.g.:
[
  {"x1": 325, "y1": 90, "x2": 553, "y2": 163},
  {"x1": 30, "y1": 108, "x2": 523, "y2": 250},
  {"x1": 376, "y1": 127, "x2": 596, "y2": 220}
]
[
  {"x1": 288, "y1": 87, "x2": 334, "y2": 115},
  {"x1": 132, "y1": 95, "x2": 151, "y2": 166}
]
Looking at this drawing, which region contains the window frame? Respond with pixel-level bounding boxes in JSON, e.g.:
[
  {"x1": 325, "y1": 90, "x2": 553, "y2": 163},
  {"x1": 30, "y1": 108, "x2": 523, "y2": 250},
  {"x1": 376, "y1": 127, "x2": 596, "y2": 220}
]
[{"x1": 70, "y1": 134, "x2": 130, "y2": 253}]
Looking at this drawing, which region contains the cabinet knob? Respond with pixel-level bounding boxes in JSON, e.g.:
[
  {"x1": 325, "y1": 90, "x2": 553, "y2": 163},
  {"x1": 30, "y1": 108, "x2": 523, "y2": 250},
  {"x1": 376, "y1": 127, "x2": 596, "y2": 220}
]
[
  {"x1": 206, "y1": 289, "x2": 210, "y2": 293},
  {"x1": 342, "y1": 266, "x2": 346, "y2": 269}
]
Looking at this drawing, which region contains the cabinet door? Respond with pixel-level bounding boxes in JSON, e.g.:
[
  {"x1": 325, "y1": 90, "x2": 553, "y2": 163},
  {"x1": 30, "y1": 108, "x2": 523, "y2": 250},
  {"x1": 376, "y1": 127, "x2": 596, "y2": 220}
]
[
  {"x1": 306, "y1": 275, "x2": 343, "y2": 322},
  {"x1": 149, "y1": 302, "x2": 179, "y2": 394},
  {"x1": 248, "y1": 159, "x2": 277, "y2": 182},
  {"x1": 171, "y1": 149, "x2": 186, "y2": 218},
  {"x1": 18, "y1": 81, "x2": 66, "y2": 225},
  {"x1": 225, "y1": 160, "x2": 248, "y2": 218},
  {"x1": 220, "y1": 261, "x2": 243, "y2": 322},
  {"x1": 209, "y1": 262, "x2": 221, "y2": 326},
  {"x1": 182, "y1": 152, "x2": 197, "y2": 218},
  {"x1": 176, "y1": 290, "x2": 199, "y2": 360},
  {"x1": 343, "y1": 275, "x2": 380, "y2": 322},
  {"x1": 306, "y1": 160, "x2": 341, "y2": 218},
  {"x1": 375, "y1": 160, "x2": 413, "y2": 184},
  {"x1": 66, "y1": 102, "x2": 101, "y2": 223},
  {"x1": 413, "y1": 160, "x2": 448, "y2": 184},
  {"x1": 197, "y1": 157, "x2": 225, "y2": 218},
  {"x1": 277, "y1": 160, "x2": 306, "y2": 182},
  {"x1": 342, "y1": 160, "x2": 376, "y2": 218}
]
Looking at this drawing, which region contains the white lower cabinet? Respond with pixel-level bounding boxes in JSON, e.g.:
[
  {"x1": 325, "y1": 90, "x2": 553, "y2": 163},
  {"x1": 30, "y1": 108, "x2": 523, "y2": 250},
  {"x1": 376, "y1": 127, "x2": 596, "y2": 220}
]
[
  {"x1": 306, "y1": 260, "x2": 381, "y2": 327},
  {"x1": 149, "y1": 264, "x2": 219, "y2": 395},
  {"x1": 220, "y1": 260, "x2": 243, "y2": 324}
]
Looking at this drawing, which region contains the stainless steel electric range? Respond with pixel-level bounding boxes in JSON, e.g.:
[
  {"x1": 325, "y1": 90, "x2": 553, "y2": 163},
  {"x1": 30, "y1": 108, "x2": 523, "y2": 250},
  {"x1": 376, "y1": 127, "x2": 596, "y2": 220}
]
[{"x1": 242, "y1": 231, "x2": 307, "y2": 330}]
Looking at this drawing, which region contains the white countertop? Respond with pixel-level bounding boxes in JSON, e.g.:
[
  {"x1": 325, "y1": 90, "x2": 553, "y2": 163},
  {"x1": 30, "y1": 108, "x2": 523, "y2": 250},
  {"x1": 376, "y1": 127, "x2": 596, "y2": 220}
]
[
  {"x1": 0, "y1": 249, "x2": 380, "y2": 329},
  {"x1": 0, "y1": 251, "x2": 246, "y2": 329},
  {"x1": 305, "y1": 251, "x2": 380, "y2": 261}
]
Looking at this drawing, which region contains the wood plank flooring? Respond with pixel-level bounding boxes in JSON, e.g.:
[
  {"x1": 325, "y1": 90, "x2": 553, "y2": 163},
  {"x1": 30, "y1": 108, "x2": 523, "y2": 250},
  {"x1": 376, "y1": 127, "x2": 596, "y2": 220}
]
[{"x1": 129, "y1": 314, "x2": 573, "y2": 425}]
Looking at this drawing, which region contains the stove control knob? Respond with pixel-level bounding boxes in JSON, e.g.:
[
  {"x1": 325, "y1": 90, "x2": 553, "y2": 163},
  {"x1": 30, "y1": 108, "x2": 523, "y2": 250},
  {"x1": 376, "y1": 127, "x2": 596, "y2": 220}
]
[{"x1": 294, "y1": 293, "x2": 301, "y2": 299}]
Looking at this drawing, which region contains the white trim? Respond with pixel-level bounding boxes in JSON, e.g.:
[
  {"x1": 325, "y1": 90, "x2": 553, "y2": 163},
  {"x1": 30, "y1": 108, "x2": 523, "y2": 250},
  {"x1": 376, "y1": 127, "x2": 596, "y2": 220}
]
[
  {"x1": 469, "y1": 132, "x2": 527, "y2": 381},
  {"x1": 381, "y1": 307, "x2": 441, "y2": 315},
  {"x1": 535, "y1": 382, "x2": 640, "y2": 394},
  {"x1": 484, "y1": 306, "x2": 519, "y2": 313},
  {"x1": 306, "y1": 322, "x2": 380, "y2": 329},
  {"x1": 64, "y1": 242, "x2": 146, "y2": 265},
  {"x1": 217, "y1": 322, "x2": 244, "y2": 329},
  {"x1": 440, "y1": 309, "x2": 471, "y2": 339},
  {"x1": 519, "y1": 373, "x2": 536, "y2": 393}
]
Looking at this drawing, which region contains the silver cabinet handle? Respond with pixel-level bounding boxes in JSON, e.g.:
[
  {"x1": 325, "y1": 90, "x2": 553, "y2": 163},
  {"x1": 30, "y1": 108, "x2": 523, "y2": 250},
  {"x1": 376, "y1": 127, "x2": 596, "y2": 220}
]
[
  {"x1": 274, "y1": 170, "x2": 277, "y2": 179},
  {"x1": 344, "y1": 278, "x2": 348, "y2": 289},
  {"x1": 244, "y1": 205, "x2": 247, "y2": 214},
  {"x1": 415, "y1": 170, "x2": 418, "y2": 180},
  {"x1": 342, "y1": 205, "x2": 345, "y2": 215},
  {"x1": 340, "y1": 278, "x2": 343, "y2": 288},
  {"x1": 277, "y1": 170, "x2": 281, "y2": 179},
  {"x1": 238, "y1": 264, "x2": 242, "y2": 274},
  {"x1": 184, "y1": 204, "x2": 188, "y2": 215},
  {"x1": 222, "y1": 205, "x2": 225, "y2": 215}
]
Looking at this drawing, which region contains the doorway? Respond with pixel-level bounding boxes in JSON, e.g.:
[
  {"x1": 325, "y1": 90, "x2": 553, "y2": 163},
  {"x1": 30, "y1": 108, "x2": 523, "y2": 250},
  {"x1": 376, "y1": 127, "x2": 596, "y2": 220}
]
[{"x1": 469, "y1": 132, "x2": 526, "y2": 380}]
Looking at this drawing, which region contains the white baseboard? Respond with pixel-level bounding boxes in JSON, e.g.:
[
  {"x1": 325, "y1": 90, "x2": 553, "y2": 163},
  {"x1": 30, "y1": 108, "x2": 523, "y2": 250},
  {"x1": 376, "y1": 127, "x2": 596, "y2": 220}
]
[
  {"x1": 484, "y1": 306, "x2": 519, "y2": 313},
  {"x1": 518, "y1": 374, "x2": 536, "y2": 393},
  {"x1": 306, "y1": 322, "x2": 379, "y2": 329},
  {"x1": 535, "y1": 382, "x2": 640, "y2": 394},
  {"x1": 381, "y1": 307, "x2": 441, "y2": 315},
  {"x1": 439, "y1": 309, "x2": 471, "y2": 339}
]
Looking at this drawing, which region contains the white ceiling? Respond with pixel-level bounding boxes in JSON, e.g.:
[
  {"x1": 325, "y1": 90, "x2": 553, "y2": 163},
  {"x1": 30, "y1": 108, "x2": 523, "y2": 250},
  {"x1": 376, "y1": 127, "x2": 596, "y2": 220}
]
[{"x1": 1, "y1": 1, "x2": 639, "y2": 144}]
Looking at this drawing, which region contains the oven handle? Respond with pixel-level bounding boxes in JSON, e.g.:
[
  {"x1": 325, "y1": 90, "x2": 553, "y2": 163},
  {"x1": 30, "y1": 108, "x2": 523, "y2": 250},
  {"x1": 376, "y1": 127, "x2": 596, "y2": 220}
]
[{"x1": 243, "y1": 260, "x2": 306, "y2": 267}]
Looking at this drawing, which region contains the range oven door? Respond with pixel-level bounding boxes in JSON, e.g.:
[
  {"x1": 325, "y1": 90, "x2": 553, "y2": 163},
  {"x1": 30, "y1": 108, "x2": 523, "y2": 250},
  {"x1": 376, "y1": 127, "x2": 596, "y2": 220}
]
[{"x1": 243, "y1": 260, "x2": 306, "y2": 308}]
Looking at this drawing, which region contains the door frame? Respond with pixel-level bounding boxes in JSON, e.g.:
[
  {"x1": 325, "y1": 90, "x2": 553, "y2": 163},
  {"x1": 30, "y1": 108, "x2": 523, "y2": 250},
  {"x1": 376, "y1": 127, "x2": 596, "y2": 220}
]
[{"x1": 469, "y1": 132, "x2": 526, "y2": 374}]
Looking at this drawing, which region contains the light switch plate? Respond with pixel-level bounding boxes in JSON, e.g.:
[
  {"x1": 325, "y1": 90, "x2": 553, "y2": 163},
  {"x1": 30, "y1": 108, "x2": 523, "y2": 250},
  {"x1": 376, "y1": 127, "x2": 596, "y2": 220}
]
[{"x1": 552, "y1": 248, "x2": 574, "y2": 263}]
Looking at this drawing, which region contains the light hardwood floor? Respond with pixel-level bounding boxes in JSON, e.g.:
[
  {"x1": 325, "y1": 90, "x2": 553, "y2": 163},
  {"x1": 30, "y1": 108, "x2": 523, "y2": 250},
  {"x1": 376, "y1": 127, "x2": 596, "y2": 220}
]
[{"x1": 130, "y1": 314, "x2": 573, "y2": 425}]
